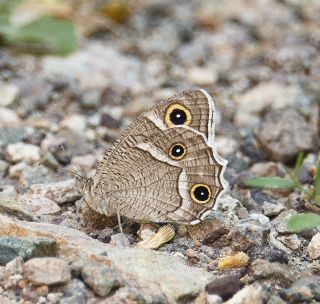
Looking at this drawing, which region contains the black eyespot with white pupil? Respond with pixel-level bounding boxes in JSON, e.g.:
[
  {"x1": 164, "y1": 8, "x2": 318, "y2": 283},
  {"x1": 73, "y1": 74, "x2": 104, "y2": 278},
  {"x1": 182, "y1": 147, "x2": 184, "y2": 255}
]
[
  {"x1": 169, "y1": 143, "x2": 186, "y2": 160},
  {"x1": 171, "y1": 144, "x2": 184, "y2": 157},
  {"x1": 193, "y1": 186, "x2": 210, "y2": 202},
  {"x1": 190, "y1": 183, "x2": 212, "y2": 204},
  {"x1": 169, "y1": 109, "x2": 187, "y2": 125}
]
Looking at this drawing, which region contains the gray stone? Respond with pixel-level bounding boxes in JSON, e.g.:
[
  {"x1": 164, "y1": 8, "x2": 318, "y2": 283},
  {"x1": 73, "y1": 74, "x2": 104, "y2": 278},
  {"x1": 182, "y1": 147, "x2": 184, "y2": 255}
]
[
  {"x1": 280, "y1": 276, "x2": 320, "y2": 303},
  {"x1": 81, "y1": 262, "x2": 124, "y2": 297},
  {"x1": 277, "y1": 234, "x2": 301, "y2": 250},
  {"x1": 0, "y1": 214, "x2": 214, "y2": 302},
  {"x1": 28, "y1": 179, "x2": 81, "y2": 205},
  {"x1": 19, "y1": 166, "x2": 53, "y2": 188},
  {"x1": 266, "y1": 295, "x2": 286, "y2": 304},
  {"x1": 0, "y1": 160, "x2": 9, "y2": 178},
  {"x1": 262, "y1": 202, "x2": 285, "y2": 217},
  {"x1": 61, "y1": 279, "x2": 87, "y2": 304},
  {"x1": 234, "y1": 82, "x2": 304, "y2": 127},
  {"x1": 272, "y1": 210, "x2": 297, "y2": 234},
  {"x1": 0, "y1": 236, "x2": 56, "y2": 265},
  {"x1": 17, "y1": 194, "x2": 61, "y2": 216},
  {"x1": 251, "y1": 259, "x2": 299, "y2": 287},
  {"x1": 0, "y1": 195, "x2": 37, "y2": 220},
  {"x1": 23, "y1": 257, "x2": 71, "y2": 285},
  {"x1": 307, "y1": 233, "x2": 320, "y2": 260},
  {"x1": 228, "y1": 213, "x2": 271, "y2": 251},
  {"x1": 110, "y1": 233, "x2": 131, "y2": 247},
  {"x1": 103, "y1": 287, "x2": 152, "y2": 304},
  {"x1": 256, "y1": 108, "x2": 315, "y2": 161},
  {"x1": 0, "y1": 128, "x2": 25, "y2": 148}
]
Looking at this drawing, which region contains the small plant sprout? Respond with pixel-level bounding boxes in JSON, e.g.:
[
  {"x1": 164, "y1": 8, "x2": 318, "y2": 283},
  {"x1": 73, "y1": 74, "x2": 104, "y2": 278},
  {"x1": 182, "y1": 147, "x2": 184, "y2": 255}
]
[{"x1": 244, "y1": 152, "x2": 320, "y2": 232}]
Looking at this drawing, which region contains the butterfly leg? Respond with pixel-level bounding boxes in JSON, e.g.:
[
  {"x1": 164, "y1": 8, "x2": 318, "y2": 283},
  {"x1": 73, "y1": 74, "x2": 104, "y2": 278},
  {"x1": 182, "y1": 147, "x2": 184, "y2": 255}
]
[{"x1": 117, "y1": 210, "x2": 123, "y2": 234}]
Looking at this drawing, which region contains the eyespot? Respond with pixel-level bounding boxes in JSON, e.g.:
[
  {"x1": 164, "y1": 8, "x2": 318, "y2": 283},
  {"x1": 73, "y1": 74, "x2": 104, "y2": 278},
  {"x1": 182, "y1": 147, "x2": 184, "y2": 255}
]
[
  {"x1": 190, "y1": 184, "x2": 211, "y2": 204},
  {"x1": 164, "y1": 103, "x2": 192, "y2": 127},
  {"x1": 169, "y1": 143, "x2": 186, "y2": 160}
]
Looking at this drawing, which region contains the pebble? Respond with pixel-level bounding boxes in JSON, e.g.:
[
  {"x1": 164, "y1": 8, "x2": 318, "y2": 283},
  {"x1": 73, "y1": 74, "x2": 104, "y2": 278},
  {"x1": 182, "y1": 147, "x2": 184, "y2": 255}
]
[
  {"x1": 247, "y1": 246, "x2": 288, "y2": 264},
  {"x1": 256, "y1": 108, "x2": 315, "y2": 161},
  {"x1": 250, "y1": 162, "x2": 282, "y2": 178},
  {"x1": 251, "y1": 259, "x2": 299, "y2": 287},
  {"x1": 137, "y1": 223, "x2": 159, "y2": 241},
  {"x1": 17, "y1": 194, "x2": 61, "y2": 216},
  {"x1": 81, "y1": 262, "x2": 123, "y2": 297},
  {"x1": 262, "y1": 202, "x2": 285, "y2": 217},
  {"x1": 0, "y1": 160, "x2": 9, "y2": 178},
  {"x1": 0, "y1": 82, "x2": 19, "y2": 106},
  {"x1": 0, "y1": 108, "x2": 21, "y2": 127},
  {"x1": 266, "y1": 295, "x2": 286, "y2": 304},
  {"x1": 61, "y1": 114, "x2": 87, "y2": 134},
  {"x1": 188, "y1": 218, "x2": 230, "y2": 243},
  {"x1": 28, "y1": 179, "x2": 80, "y2": 205},
  {"x1": 234, "y1": 82, "x2": 303, "y2": 125},
  {"x1": 23, "y1": 257, "x2": 71, "y2": 285},
  {"x1": 6, "y1": 142, "x2": 41, "y2": 163},
  {"x1": 279, "y1": 276, "x2": 320, "y2": 303},
  {"x1": 110, "y1": 233, "x2": 131, "y2": 247},
  {"x1": 277, "y1": 234, "x2": 301, "y2": 250},
  {"x1": 187, "y1": 67, "x2": 217, "y2": 86},
  {"x1": 8, "y1": 162, "x2": 29, "y2": 179},
  {"x1": 228, "y1": 213, "x2": 271, "y2": 251},
  {"x1": 307, "y1": 233, "x2": 320, "y2": 260},
  {"x1": 205, "y1": 274, "x2": 243, "y2": 301},
  {"x1": 272, "y1": 210, "x2": 297, "y2": 234},
  {"x1": 71, "y1": 154, "x2": 97, "y2": 172},
  {"x1": 0, "y1": 236, "x2": 56, "y2": 265},
  {"x1": 224, "y1": 283, "x2": 265, "y2": 304}
]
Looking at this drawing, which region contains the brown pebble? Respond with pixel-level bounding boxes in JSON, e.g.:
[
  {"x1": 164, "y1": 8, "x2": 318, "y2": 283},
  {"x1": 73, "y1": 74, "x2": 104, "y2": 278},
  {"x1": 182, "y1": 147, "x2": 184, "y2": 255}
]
[{"x1": 36, "y1": 285, "x2": 49, "y2": 296}]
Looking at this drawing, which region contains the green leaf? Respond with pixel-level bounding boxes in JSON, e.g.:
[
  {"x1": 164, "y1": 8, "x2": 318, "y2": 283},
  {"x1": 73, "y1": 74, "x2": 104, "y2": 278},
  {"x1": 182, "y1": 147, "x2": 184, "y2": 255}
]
[
  {"x1": 1, "y1": 16, "x2": 77, "y2": 54},
  {"x1": 243, "y1": 176, "x2": 295, "y2": 189},
  {"x1": 314, "y1": 157, "x2": 320, "y2": 196},
  {"x1": 287, "y1": 213, "x2": 320, "y2": 232},
  {"x1": 294, "y1": 151, "x2": 304, "y2": 176}
]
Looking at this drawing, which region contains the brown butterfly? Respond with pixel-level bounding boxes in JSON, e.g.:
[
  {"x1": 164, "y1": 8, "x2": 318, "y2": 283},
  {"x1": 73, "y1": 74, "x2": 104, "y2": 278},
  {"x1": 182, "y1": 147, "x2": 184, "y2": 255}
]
[{"x1": 76, "y1": 89, "x2": 227, "y2": 225}]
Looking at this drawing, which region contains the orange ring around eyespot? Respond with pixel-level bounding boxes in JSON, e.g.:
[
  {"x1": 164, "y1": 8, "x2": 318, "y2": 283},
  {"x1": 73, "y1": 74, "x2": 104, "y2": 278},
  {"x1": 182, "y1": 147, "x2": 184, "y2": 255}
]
[
  {"x1": 164, "y1": 103, "x2": 192, "y2": 128},
  {"x1": 190, "y1": 183, "x2": 212, "y2": 204}
]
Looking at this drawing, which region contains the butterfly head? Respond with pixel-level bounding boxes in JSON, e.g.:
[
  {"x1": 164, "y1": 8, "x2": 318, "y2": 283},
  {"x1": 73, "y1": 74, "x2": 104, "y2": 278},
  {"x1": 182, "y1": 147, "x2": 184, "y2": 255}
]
[{"x1": 76, "y1": 176, "x2": 111, "y2": 215}]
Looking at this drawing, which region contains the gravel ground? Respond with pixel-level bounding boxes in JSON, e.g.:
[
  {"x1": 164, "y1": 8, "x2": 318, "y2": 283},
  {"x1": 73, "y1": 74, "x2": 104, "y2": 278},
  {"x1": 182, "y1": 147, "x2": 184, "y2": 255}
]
[{"x1": 0, "y1": 0, "x2": 319, "y2": 303}]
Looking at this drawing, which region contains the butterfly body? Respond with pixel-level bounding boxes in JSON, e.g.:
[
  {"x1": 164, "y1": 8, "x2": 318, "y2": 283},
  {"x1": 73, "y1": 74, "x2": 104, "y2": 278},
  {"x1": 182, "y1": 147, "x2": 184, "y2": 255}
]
[{"x1": 76, "y1": 89, "x2": 227, "y2": 225}]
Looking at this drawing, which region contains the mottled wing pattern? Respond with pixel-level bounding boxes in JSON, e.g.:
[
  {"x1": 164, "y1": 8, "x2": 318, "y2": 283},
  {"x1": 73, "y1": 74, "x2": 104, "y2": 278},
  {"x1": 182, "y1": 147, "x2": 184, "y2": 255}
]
[{"x1": 89, "y1": 89, "x2": 227, "y2": 223}]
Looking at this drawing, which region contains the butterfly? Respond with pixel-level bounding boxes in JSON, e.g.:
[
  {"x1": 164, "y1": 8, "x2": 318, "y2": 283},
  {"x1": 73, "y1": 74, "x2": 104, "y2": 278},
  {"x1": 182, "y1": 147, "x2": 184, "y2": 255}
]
[{"x1": 76, "y1": 89, "x2": 227, "y2": 225}]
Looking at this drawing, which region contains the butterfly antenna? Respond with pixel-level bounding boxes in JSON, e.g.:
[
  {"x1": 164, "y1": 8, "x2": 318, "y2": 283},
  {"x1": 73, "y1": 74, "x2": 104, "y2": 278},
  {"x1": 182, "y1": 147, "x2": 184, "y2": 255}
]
[{"x1": 59, "y1": 145, "x2": 82, "y2": 173}]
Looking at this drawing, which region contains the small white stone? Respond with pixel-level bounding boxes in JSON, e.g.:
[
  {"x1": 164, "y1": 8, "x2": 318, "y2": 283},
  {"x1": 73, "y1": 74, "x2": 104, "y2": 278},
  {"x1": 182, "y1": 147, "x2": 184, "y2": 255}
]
[
  {"x1": 307, "y1": 233, "x2": 320, "y2": 260},
  {"x1": 8, "y1": 162, "x2": 29, "y2": 179},
  {"x1": 0, "y1": 107, "x2": 21, "y2": 127},
  {"x1": 17, "y1": 194, "x2": 61, "y2": 216},
  {"x1": 262, "y1": 201, "x2": 285, "y2": 217},
  {"x1": 28, "y1": 179, "x2": 80, "y2": 205},
  {"x1": 234, "y1": 82, "x2": 304, "y2": 126},
  {"x1": 0, "y1": 83, "x2": 19, "y2": 106},
  {"x1": 72, "y1": 154, "x2": 96, "y2": 172},
  {"x1": 277, "y1": 234, "x2": 301, "y2": 250},
  {"x1": 6, "y1": 143, "x2": 41, "y2": 163},
  {"x1": 215, "y1": 136, "x2": 239, "y2": 156},
  {"x1": 61, "y1": 114, "x2": 87, "y2": 134},
  {"x1": 187, "y1": 67, "x2": 217, "y2": 86}
]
